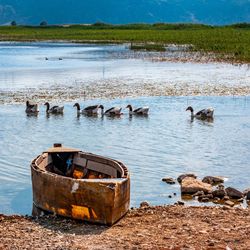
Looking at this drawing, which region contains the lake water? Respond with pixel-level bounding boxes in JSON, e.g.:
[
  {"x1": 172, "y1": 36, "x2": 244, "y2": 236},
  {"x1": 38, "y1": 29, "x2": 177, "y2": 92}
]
[
  {"x1": 0, "y1": 42, "x2": 250, "y2": 215},
  {"x1": 0, "y1": 42, "x2": 249, "y2": 92}
]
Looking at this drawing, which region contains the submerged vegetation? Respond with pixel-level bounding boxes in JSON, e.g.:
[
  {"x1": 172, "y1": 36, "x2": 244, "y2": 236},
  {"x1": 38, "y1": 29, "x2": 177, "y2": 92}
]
[{"x1": 0, "y1": 23, "x2": 249, "y2": 62}]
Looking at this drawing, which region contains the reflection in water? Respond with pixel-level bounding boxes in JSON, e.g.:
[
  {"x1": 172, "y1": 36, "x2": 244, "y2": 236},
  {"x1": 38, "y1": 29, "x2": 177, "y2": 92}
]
[
  {"x1": 0, "y1": 96, "x2": 250, "y2": 215},
  {"x1": 26, "y1": 113, "x2": 39, "y2": 119},
  {"x1": 46, "y1": 113, "x2": 64, "y2": 119},
  {"x1": 105, "y1": 115, "x2": 123, "y2": 121},
  {"x1": 128, "y1": 114, "x2": 149, "y2": 122},
  {"x1": 190, "y1": 117, "x2": 214, "y2": 124}
]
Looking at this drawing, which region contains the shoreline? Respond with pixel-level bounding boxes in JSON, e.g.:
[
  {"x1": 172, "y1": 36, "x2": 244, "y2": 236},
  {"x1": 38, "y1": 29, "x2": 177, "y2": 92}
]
[
  {"x1": 1, "y1": 204, "x2": 249, "y2": 249},
  {"x1": 0, "y1": 39, "x2": 249, "y2": 65}
]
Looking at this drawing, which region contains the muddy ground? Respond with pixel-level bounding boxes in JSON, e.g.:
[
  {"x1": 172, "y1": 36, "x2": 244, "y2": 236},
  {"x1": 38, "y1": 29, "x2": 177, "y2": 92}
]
[{"x1": 1, "y1": 204, "x2": 250, "y2": 249}]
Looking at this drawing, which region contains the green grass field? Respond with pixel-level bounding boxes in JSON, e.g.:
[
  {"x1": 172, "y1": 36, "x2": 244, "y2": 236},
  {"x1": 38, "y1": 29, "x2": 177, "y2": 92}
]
[{"x1": 0, "y1": 23, "x2": 249, "y2": 62}]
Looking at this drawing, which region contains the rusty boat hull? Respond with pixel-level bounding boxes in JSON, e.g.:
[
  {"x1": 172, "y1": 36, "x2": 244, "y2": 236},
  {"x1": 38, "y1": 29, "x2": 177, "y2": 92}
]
[{"x1": 31, "y1": 145, "x2": 130, "y2": 225}]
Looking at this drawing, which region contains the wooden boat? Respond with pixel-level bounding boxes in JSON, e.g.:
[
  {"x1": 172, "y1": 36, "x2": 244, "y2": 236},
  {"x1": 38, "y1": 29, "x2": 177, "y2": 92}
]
[{"x1": 31, "y1": 144, "x2": 130, "y2": 225}]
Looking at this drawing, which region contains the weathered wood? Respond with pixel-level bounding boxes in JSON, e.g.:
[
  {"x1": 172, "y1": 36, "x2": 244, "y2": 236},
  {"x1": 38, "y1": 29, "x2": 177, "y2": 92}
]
[
  {"x1": 73, "y1": 156, "x2": 87, "y2": 167},
  {"x1": 87, "y1": 160, "x2": 118, "y2": 178}
]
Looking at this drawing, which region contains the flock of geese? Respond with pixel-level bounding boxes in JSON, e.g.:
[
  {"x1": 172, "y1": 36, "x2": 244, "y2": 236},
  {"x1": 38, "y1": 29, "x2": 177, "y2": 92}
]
[
  {"x1": 26, "y1": 101, "x2": 150, "y2": 116},
  {"x1": 26, "y1": 101, "x2": 214, "y2": 119}
]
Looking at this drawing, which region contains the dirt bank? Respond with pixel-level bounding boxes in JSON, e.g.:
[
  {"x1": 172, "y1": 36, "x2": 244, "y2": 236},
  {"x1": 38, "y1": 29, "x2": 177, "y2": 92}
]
[{"x1": 1, "y1": 204, "x2": 249, "y2": 249}]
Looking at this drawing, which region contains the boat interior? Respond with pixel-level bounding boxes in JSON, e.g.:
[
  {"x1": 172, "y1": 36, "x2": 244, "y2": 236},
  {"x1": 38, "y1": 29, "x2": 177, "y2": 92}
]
[{"x1": 34, "y1": 149, "x2": 128, "y2": 180}]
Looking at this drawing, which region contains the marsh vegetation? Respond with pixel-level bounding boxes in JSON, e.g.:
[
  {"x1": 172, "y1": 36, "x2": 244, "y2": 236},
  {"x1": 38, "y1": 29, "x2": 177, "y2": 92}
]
[{"x1": 0, "y1": 23, "x2": 249, "y2": 62}]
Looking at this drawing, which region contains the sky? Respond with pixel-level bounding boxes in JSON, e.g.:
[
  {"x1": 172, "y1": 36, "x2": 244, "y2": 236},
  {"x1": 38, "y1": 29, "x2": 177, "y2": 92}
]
[{"x1": 0, "y1": 0, "x2": 249, "y2": 25}]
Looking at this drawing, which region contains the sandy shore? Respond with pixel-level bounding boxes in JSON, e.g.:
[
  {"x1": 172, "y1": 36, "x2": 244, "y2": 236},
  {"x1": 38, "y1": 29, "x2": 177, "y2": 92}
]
[{"x1": 1, "y1": 204, "x2": 250, "y2": 249}]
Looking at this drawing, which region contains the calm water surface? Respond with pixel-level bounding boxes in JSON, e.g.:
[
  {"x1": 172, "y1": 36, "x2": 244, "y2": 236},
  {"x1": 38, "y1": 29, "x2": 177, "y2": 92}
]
[
  {"x1": 0, "y1": 96, "x2": 250, "y2": 215},
  {"x1": 0, "y1": 42, "x2": 249, "y2": 90}
]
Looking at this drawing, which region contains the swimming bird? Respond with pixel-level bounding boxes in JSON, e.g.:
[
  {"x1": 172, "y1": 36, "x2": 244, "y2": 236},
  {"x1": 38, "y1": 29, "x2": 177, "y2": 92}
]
[
  {"x1": 73, "y1": 102, "x2": 101, "y2": 115},
  {"x1": 44, "y1": 102, "x2": 64, "y2": 114},
  {"x1": 100, "y1": 105, "x2": 122, "y2": 116},
  {"x1": 25, "y1": 101, "x2": 39, "y2": 113},
  {"x1": 186, "y1": 106, "x2": 214, "y2": 119},
  {"x1": 126, "y1": 104, "x2": 149, "y2": 115}
]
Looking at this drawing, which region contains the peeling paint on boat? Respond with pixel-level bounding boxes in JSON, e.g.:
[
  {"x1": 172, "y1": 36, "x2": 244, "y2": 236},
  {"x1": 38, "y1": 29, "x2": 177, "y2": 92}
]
[{"x1": 71, "y1": 182, "x2": 79, "y2": 193}]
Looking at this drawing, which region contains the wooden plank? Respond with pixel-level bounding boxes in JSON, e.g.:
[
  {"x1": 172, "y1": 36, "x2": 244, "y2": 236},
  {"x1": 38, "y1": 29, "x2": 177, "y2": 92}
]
[
  {"x1": 79, "y1": 152, "x2": 125, "y2": 176},
  {"x1": 73, "y1": 156, "x2": 87, "y2": 167},
  {"x1": 45, "y1": 146, "x2": 80, "y2": 153},
  {"x1": 87, "y1": 160, "x2": 117, "y2": 177},
  {"x1": 36, "y1": 154, "x2": 52, "y2": 171}
]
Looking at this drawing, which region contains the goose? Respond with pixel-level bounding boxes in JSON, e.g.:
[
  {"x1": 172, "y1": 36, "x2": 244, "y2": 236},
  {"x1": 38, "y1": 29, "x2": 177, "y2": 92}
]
[
  {"x1": 126, "y1": 104, "x2": 149, "y2": 115},
  {"x1": 73, "y1": 102, "x2": 101, "y2": 115},
  {"x1": 44, "y1": 102, "x2": 64, "y2": 114},
  {"x1": 100, "y1": 105, "x2": 122, "y2": 116},
  {"x1": 186, "y1": 106, "x2": 214, "y2": 119},
  {"x1": 25, "y1": 101, "x2": 39, "y2": 113}
]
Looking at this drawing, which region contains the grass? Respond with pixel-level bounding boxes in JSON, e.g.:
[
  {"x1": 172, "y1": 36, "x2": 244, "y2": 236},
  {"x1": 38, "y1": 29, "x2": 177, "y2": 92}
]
[{"x1": 0, "y1": 23, "x2": 249, "y2": 62}]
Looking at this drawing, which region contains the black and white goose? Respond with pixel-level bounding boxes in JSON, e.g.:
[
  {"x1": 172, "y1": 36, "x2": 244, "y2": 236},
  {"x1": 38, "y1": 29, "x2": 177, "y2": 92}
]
[
  {"x1": 100, "y1": 105, "x2": 122, "y2": 116},
  {"x1": 25, "y1": 101, "x2": 39, "y2": 113},
  {"x1": 44, "y1": 102, "x2": 64, "y2": 114},
  {"x1": 186, "y1": 106, "x2": 214, "y2": 119},
  {"x1": 126, "y1": 104, "x2": 149, "y2": 115},
  {"x1": 73, "y1": 102, "x2": 101, "y2": 115}
]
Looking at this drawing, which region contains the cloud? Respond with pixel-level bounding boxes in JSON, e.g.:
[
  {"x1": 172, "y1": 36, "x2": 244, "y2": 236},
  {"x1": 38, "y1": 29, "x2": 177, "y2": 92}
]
[{"x1": 186, "y1": 11, "x2": 199, "y2": 23}]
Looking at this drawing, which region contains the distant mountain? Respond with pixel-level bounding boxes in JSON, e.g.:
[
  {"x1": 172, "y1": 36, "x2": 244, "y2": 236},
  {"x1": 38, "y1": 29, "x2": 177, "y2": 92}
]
[{"x1": 0, "y1": 0, "x2": 249, "y2": 25}]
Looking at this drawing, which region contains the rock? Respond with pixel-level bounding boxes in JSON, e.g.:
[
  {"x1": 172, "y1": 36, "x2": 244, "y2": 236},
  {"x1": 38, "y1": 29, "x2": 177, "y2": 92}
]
[
  {"x1": 176, "y1": 201, "x2": 185, "y2": 205},
  {"x1": 192, "y1": 191, "x2": 204, "y2": 197},
  {"x1": 207, "y1": 240, "x2": 215, "y2": 246},
  {"x1": 246, "y1": 192, "x2": 250, "y2": 200},
  {"x1": 202, "y1": 176, "x2": 224, "y2": 185},
  {"x1": 243, "y1": 189, "x2": 250, "y2": 200},
  {"x1": 140, "y1": 201, "x2": 150, "y2": 208},
  {"x1": 212, "y1": 189, "x2": 227, "y2": 198},
  {"x1": 237, "y1": 198, "x2": 244, "y2": 202},
  {"x1": 222, "y1": 205, "x2": 232, "y2": 210},
  {"x1": 177, "y1": 174, "x2": 197, "y2": 183},
  {"x1": 225, "y1": 187, "x2": 243, "y2": 199},
  {"x1": 198, "y1": 195, "x2": 205, "y2": 201},
  {"x1": 223, "y1": 196, "x2": 230, "y2": 201},
  {"x1": 206, "y1": 193, "x2": 214, "y2": 199},
  {"x1": 181, "y1": 177, "x2": 212, "y2": 194},
  {"x1": 225, "y1": 200, "x2": 235, "y2": 207},
  {"x1": 213, "y1": 197, "x2": 220, "y2": 203},
  {"x1": 162, "y1": 177, "x2": 176, "y2": 184},
  {"x1": 197, "y1": 194, "x2": 212, "y2": 202},
  {"x1": 243, "y1": 188, "x2": 250, "y2": 194},
  {"x1": 201, "y1": 197, "x2": 210, "y2": 202}
]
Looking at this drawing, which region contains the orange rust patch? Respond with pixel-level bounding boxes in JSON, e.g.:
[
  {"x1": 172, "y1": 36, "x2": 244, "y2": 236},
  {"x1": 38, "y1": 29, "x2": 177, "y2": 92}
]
[{"x1": 72, "y1": 205, "x2": 90, "y2": 219}]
